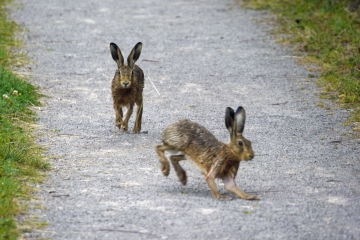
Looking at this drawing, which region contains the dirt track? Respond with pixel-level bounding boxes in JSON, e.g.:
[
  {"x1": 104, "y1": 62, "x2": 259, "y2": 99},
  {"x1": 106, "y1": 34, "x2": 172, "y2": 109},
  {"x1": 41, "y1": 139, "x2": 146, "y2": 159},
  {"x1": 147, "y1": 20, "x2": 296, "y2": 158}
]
[{"x1": 11, "y1": 0, "x2": 360, "y2": 239}]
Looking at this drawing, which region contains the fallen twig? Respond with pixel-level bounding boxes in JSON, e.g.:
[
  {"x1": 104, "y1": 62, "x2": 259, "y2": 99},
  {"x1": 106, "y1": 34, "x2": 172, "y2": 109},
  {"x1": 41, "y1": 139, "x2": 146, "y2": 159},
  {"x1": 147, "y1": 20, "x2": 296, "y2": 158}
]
[
  {"x1": 51, "y1": 194, "x2": 70, "y2": 197},
  {"x1": 325, "y1": 179, "x2": 343, "y2": 182},
  {"x1": 142, "y1": 59, "x2": 159, "y2": 62},
  {"x1": 99, "y1": 229, "x2": 160, "y2": 237},
  {"x1": 270, "y1": 101, "x2": 288, "y2": 105}
]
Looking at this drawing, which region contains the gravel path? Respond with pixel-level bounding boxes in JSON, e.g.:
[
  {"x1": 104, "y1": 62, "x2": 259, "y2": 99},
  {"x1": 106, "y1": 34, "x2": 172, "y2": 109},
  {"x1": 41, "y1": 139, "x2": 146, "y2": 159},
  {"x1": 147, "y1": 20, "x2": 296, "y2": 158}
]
[{"x1": 12, "y1": 0, "x2": 360, "y2": 239}]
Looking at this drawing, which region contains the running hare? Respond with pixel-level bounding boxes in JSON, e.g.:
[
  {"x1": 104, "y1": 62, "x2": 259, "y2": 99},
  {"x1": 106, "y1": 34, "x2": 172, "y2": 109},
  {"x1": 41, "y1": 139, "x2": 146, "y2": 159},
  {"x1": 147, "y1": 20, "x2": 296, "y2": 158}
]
[
  {"x1": 110, "y1": 42, "x2": 144, "y2": 133},
  {"x1": 156, "y1": 106, "x2": 259, "y2": 200}
]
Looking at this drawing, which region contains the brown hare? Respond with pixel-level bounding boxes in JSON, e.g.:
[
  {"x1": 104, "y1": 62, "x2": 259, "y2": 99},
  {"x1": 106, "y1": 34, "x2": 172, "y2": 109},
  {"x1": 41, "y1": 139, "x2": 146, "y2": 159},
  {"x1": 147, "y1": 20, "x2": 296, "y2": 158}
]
[
  {"x1": 156, "y1": 106, "x2": 259, "y2": 200},
  {"x1": 109, "y1": 42, "x2": 144, "y2": 133}
]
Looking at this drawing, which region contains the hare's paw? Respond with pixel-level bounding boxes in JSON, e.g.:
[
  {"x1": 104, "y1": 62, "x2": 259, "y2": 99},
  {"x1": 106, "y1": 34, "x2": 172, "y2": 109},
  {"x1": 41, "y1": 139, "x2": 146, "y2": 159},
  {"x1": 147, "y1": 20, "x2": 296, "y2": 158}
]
[
  {"x1": 132, "y1": 125, "x2": 141, "y2": 133},
  {"x1": 177, "y1": 170, "x2": 187, "y2": 185},
  {"x1": 115, "y1": 120, "x2": 122, "y2": 129},
  {"x1": 212, "y1": 191, "x2": 231, "y2": 200},
  {"x1": 161, "y1": 162, "x2": 170, "y2": 176},
  {"x1": 120, "y1": 122, "x2": 128, "y2": 131},
  {"x1": 245, "y1": 194, "x2": 260, "y2": 200},
  {"x1": 214, "y1": 194, "x2": 231, "y2": 201}
]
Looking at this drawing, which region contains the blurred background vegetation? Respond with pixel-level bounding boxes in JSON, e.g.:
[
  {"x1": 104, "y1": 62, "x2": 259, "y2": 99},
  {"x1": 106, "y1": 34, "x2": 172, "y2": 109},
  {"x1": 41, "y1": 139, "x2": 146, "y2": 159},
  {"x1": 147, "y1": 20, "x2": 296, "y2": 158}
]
[{"x1": 0, "y1": 0, "x2": 48, "y2": 239}]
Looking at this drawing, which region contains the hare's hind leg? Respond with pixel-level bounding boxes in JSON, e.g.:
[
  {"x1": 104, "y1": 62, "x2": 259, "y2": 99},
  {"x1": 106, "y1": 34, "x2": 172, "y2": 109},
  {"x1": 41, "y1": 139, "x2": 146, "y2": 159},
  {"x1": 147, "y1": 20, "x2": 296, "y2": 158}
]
[
  {"x1": 156, "y1": 145, "x2": 174, "y2": 176},
  {"x1": 222, "y1": 175, "x2": 259, "y2": 200},
  {"x1": 170, "y1": 154, "x2": 187, "y2": 185}
]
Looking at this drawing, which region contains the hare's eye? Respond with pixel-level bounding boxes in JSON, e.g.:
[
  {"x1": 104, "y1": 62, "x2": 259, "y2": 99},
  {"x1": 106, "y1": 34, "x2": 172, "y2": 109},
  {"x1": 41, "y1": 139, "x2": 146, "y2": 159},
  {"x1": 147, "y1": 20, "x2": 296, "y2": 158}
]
[{"x1": 237, "y1": 141, "x2": 243, "y2": 146}]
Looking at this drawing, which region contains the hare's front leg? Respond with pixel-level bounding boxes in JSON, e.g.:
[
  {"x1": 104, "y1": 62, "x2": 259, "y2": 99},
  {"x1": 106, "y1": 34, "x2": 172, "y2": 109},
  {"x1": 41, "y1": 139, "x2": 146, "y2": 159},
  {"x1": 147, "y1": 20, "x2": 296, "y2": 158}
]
[
  {"x1": 114, "y1": 103, "x2": 123, "y2": 129},
  {"x1": 205, "y1": 175, "x2": 230, "y2": 200},
  {"x1": 223, "y1": 175, "x2": 259, "y2": 200},
  {"x1": 204, "y1": 160, "x2": 230, "y2": 200},
  {"x1": 121, "y1": 104, "x2": 134, "y2": 132},
  {"x1": 133, "y1": 99, "x2": 143, "y2": 133},
  {"x1": 205, "y1": 163, "x2": 230, "y2": 200}
]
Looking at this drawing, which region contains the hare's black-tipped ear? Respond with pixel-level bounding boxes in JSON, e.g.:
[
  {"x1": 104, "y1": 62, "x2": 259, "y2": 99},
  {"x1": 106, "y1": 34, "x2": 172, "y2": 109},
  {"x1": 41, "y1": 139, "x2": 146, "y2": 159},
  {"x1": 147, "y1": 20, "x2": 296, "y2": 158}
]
[
  {"x1": 127, "y1": 42, "x2": 142, "y2": 68},
  {"x1": 235, "y1": 106, "x2": 246, "y2": 134},
  {"x1": 110, "y1": 42, "x2": 124, "y2": 68},
  {"x1": 225, "y1": 107, "x2": 235, "y2": 135}
]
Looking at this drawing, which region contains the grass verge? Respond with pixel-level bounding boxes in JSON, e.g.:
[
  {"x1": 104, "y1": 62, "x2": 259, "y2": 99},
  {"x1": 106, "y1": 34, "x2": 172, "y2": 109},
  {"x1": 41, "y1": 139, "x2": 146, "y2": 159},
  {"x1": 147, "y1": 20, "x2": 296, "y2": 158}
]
[
  {"x1": 0, "y1": 0, "x2": 49, "y2": 239},
  {"x1": 242, "y1": 0, "x2": 360, "y2": 134}
]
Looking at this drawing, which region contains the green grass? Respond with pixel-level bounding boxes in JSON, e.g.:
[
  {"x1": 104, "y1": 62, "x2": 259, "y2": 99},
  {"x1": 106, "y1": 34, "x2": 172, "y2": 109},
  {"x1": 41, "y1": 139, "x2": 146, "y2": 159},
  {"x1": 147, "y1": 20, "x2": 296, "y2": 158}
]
[
  {"x1": 0, "y1": 0, "x2": 49, "y2": 239},
  {"x1": 242, "y1": 0, "x2": 360, "y2": 134}
]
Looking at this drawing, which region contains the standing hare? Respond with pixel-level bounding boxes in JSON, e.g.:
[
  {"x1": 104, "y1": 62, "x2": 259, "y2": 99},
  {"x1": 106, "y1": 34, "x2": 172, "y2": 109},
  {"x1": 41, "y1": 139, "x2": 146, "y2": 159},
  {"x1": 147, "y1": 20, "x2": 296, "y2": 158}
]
[
  {"x1": 156, "y1": 106, "x2": 259, "y2": 200},
  {"x1": 110, "y1": 42, "x2": 144, "y2": 133}
]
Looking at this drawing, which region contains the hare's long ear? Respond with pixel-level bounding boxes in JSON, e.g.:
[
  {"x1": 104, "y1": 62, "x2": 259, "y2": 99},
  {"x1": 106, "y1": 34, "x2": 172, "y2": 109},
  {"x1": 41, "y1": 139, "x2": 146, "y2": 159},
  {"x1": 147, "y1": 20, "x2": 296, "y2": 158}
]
[
  {"x1": 225, "y1": 107, "x2": 235, "y2": 135},
  {"x1": 110, "y1": 43, "x2": 124, "y2": 68},
  {"x1": 127, "y1": 42, "x2": 142, "y2": 68},
  {"x1": 234, "y1": 106, "x2": 246, "y2": 134}
]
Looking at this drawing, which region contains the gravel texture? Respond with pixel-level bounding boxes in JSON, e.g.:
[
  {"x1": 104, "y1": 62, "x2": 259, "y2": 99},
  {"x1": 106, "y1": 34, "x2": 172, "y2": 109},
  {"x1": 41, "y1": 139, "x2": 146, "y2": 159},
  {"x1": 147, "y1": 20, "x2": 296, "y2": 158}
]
[{"x1": 11, "y1": 0, "x2": 360, "y2": 239}]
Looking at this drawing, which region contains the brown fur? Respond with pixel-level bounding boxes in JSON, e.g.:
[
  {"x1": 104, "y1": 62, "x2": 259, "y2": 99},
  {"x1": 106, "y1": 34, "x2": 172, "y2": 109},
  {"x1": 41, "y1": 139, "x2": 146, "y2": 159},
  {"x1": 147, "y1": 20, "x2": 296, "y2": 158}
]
[
  {"x1": 156, "y1": 107, "x2": 259, "y2": 200},
  {"x1": 110, "y1": 42, "x2": 144, "y2": 133}
]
